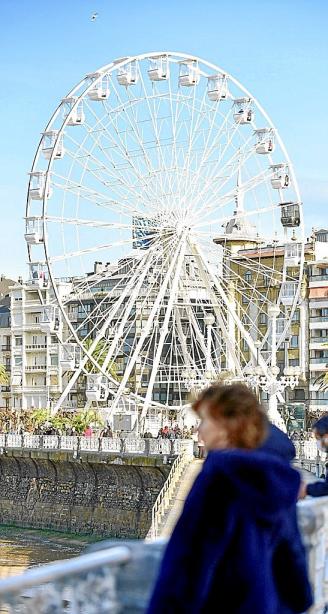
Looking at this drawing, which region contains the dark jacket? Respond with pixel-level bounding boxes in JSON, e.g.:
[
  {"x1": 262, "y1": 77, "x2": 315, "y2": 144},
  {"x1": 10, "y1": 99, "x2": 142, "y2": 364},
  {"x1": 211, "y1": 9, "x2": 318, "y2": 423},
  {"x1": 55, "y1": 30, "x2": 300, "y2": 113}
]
[
  {"x1": 147, "y1": 450, "x2": 312, "y2": 614},
  {"x1": 307, "y1": 462, "x2": 328, "y2": 497},
  {"x1": 260, "y1": 424, "x2": 296, "y2": 462}
]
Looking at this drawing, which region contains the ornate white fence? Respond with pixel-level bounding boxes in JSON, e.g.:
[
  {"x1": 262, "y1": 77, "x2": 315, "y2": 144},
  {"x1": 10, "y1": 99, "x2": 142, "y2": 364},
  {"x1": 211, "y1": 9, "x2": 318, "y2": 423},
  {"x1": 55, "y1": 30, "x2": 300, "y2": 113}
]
[
  {"x1": 293, "y1": 437, "x2": 327, "y2": 478},
  {"x1": 0, "y1": 434, "x2": 193, "y2": 457}
]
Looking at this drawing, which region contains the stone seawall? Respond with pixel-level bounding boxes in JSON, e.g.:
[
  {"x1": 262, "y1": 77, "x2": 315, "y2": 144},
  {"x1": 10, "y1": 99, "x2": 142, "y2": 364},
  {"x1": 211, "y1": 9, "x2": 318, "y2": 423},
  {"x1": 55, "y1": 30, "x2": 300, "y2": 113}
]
[{"x1": 0, "y1": 452, "x2": 170, "y2": 538}]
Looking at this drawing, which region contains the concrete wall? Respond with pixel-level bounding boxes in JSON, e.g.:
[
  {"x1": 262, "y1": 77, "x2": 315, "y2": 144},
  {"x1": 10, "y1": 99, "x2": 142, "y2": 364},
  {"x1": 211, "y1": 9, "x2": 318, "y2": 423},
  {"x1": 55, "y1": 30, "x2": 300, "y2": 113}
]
[{"x1": 0, "y1": 453, "x2": 170, "y2": 538}]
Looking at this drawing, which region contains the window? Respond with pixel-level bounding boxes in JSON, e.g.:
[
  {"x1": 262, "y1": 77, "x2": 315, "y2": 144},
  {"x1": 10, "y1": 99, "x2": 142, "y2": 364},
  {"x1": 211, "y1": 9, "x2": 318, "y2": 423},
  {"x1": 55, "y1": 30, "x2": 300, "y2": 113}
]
[
  {"x1": 259, "y1": 313, "x2": 267, "y2": 325},
  {"x1": 277, "y1": 362, "x2": 284, "y2": 374},
  {"x1": 14, "y1": 355, "x2": 22, "y2": 366},
  {"x1": 276, "y1": 319, "x2": 285, "y2": 334},
  {"x1": 294, "y1": 389, "x2": 305, "y2": 401},
  {"x1": 242, "y1": 339, "x2": 248, "y2": 351},
  {"x1": 290, "y1": 335, "x2": 299, "y2": 348},
  {"x1": 281, "y1": 282, "x2": 296, "y2": 298},
  {"x1": 289, "y1": 358, "x2": 299, "y2": 367},
  {"x1": 292, "y1": 310, "x2": 300, "y2": 322},
  {"x1": 285, "y1": 243, "x2": 302, "y2": 258},
  {"x1": 242, "y1": 295, "x2": 249, "y2": 304},
  {"x1": 50, "y1": 355, "x2": 58, "y2": 366},
  {"x1": 314, "y1": 329, "x2": 328, "y2": 338},
  {"x1": 322, "y1": 308, "x2": 328, "y2": 318},
  {"x1": 244, "y1": 271, "x2": 252, "y2": 283}
]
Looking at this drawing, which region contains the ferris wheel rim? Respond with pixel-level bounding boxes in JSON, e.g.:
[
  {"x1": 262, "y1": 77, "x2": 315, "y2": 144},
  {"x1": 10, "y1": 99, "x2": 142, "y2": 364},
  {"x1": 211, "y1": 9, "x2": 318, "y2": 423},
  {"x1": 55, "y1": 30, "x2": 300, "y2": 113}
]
[{"x1": 26, "y1": 50, "x2": 305, "y2": 414}]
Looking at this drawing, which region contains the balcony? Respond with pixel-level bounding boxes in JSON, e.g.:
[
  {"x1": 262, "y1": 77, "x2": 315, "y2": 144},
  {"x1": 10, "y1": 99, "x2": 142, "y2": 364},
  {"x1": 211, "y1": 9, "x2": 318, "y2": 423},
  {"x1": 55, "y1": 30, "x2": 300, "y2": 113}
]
[
  {"x1": 1, "y1": 345, "x2": 11, "y2": 352},
  {"x1": 310, "y1": 274, "x2": 328, "y2": 282},
  {"x1": 309, "y1": 337, "x2": 328, "y2": 350},
  {"x1": 309, "y1": 322, "x2": 328, "y2": 331},
  {"x1": 309, "y1": 362, "x2": 328, "y2": 372},
  {"x1": 25, "y1": 344, "x2": 47, "y2": 351},
  {"x1": 25, "y1": 365, "x2": 47, "y2": 371}
]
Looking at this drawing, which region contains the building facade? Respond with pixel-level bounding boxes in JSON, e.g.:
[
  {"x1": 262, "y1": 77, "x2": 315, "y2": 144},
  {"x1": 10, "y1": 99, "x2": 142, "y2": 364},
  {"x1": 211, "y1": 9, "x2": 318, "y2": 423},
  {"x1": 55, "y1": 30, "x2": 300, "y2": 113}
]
[{"x1": 1, "y1": 229, "x2": 328, "y2": 426}]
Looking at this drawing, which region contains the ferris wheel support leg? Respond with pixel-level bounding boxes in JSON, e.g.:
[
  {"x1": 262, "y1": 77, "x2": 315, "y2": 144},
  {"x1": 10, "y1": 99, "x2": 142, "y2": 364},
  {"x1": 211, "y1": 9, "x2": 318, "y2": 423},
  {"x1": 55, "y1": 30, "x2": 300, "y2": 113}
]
[
  {"x1": 185, "y1": 306, "x2": 216, "y2": 375},
  {"x1": 193, "y1": 242, "x2": 270, "y2": 377},
  {"x1": 100, "y1": 250, "x2": 155, "y2": 373},
  {"x1": 268, "y1": 392, "x2": 287, "y2": 432},
  {"x1": 190, "y1": 243, "x2": 243, "y2": 376},
  {"x1": 110, "y1": 237, "x2": 185, "y2": 415},
  {"x1": 140, "y1": 237, "x2": 187, "y2": 422},
  {"x1": 53, "y1": 252, "x2": 157, "y2": 415}
]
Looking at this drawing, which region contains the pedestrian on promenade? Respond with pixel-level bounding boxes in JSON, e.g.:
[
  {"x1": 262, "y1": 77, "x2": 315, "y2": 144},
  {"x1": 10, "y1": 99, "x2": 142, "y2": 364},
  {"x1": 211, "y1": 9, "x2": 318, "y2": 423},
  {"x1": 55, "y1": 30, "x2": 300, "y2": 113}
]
[
  {"x1": 197, "y1": 431, "x2": 205, "y2": 459},
  {"x1": 299, "y1": 414, "x2": 328, "y2": 498},
  {"x1": 147, "y1": 383, "x2": 312, "y2": 614}
]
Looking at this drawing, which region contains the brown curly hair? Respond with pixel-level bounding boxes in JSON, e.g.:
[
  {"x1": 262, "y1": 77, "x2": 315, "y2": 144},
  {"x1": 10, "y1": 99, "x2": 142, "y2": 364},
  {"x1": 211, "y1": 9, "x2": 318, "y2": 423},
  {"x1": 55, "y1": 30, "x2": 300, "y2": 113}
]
[{"x1": 192, "y1": 383, "x2": 267, "y2": 449}]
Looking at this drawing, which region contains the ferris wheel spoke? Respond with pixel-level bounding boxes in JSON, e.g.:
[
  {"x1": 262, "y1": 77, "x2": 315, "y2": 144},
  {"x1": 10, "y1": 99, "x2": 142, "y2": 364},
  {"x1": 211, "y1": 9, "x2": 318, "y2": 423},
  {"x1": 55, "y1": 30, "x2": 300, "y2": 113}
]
[
  {"x1": 181, "y1": 105, "x2": 234, "y2": 211},
  {"x1": 51, "y1": 172, "x2": 142, "y2": 218},
  {"x1": 111, "y1": 234, "x2": 187, "y2": 413},
  {"x1": 137, "y1": 69, "x2": 169, "y2": 200},
  {"x1": 84, "y1": 96, "x2": 154, "y2": 180},
  {"x1": 66, "y1": 245, "x2": 163, "y2": 343},
  {"x1": 101, "y1": 84, "x2": 163, "y2": 204},
  {"x1": 185, "y1": 106, "x2": 243, "y2": 209},
  {"x1": 96, "y1": 235, "x2": 181, "y2": 371},
  {"x1": 193, "y1": 241, "x2": 274, "y2": 374},
  {"x1": 192, "y1": 185, "x2": 276, "y2": 231},
  {"x1": 64, "y1": 129, "x2": 153, "y2": 209},
  {"x1": 45, "y1": 215, "x2": 136, "y2": 230},
  {"x1": 189, "y1": 134, "x2": 256, "y2": 218}
]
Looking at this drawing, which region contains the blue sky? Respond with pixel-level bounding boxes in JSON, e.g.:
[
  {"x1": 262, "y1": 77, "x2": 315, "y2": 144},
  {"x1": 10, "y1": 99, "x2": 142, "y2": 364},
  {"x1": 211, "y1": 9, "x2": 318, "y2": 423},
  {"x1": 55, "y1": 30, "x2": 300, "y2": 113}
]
[{"x1": 1, "y1": 0, "x2": 327, "y2": 279}]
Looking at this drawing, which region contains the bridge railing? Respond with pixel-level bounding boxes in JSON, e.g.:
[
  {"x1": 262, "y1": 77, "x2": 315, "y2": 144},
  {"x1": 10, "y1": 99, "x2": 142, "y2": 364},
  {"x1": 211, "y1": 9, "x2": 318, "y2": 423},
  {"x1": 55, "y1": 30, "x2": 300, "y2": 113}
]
[
  {"x1": 0, "y1": 497, "x2": 326, "y2": 613},
  {"x1": 293, "y1": 437, "x2": 326, "y2": 478},
  {"x1": 0, "y1": 434, "x2": 194, "y2": 457},
  {"x1": 148, "y1": 442, "x2": 194, "y2": 539}
]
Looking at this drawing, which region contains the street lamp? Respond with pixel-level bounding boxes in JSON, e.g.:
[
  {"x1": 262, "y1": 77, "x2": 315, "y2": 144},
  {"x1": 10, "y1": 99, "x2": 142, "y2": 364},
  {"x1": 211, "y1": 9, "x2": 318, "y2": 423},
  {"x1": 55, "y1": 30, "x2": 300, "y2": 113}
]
[
  {"x1": 244, "y1": 306, "x2": 301, "y2": 431},
  {"x1": 204, "y1": 314, "x2": 215, "y2": 374}
]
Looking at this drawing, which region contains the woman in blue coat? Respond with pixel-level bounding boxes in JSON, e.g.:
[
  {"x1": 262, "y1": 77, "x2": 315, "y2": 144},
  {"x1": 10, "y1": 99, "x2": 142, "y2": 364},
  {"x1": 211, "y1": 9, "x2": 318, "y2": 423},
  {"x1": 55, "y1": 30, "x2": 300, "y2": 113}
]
[{"x1": 147, "y1": 383, "x2": 312, "y2": 614}]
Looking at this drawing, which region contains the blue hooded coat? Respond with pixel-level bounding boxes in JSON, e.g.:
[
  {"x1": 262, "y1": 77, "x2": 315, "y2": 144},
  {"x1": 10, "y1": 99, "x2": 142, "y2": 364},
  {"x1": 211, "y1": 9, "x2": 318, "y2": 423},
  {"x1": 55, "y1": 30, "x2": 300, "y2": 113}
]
[{"x1": 147, "y1": 450, "x2": 312, "y2": 614}]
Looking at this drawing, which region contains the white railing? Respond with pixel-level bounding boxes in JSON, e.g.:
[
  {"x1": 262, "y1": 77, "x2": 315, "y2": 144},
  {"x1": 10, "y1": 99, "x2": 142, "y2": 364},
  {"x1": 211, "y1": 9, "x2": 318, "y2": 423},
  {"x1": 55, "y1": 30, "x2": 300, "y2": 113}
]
[
  {"x1": 0, "y1": 498, "x2": 326, "y2": 612},
  {"x1": 148, "y1": 443, "x2": 193, "y2": 539},
  {"x1": 0, "y1": 545, "x2": 131, "y2": 613},
  {"x1": 0, "y1": 434, "x2": 193, "y2": 457},
  {"x1": 293, "y1": 437, "x2": 327, "y2": 480}
]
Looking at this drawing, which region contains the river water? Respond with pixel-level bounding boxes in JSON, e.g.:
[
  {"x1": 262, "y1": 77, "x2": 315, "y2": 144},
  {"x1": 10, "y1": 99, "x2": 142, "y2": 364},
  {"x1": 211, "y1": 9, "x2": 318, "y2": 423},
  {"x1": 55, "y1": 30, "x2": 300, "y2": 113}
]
[{"x1": 0, "y1": 528, "x2": 87, "y2": 579}]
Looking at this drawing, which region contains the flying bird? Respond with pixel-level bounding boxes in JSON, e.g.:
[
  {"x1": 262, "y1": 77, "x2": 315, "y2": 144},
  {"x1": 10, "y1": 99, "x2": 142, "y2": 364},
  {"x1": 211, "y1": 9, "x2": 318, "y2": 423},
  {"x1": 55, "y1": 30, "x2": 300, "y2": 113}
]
[{"x1": 91, "y1": 12, "x2": 99, "y2": 21}]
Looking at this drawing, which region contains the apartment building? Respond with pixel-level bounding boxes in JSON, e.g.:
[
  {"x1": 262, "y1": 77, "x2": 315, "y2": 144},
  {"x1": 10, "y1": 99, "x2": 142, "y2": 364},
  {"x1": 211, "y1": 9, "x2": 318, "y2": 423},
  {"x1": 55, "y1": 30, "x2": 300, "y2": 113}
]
[
  {"x1": 308, "y1": 230, "x2": 328, "y2": 416},
  {"x1": 0, "y1": 296, "x2": 12, "y2": 411},
  {"x1": 9, "y1": 275, "x2": 72, "y2": 411}
]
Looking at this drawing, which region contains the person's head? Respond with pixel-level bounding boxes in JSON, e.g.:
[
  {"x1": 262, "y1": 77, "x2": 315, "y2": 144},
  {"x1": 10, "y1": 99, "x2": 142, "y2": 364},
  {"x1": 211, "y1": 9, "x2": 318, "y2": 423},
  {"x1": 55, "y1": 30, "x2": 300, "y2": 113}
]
[
  {"x1": 313, "y1": 415, "x2": 328, "y2": 452},
  {"x1": 192, "y1": 383, "x2": 267, "y2": 451}
]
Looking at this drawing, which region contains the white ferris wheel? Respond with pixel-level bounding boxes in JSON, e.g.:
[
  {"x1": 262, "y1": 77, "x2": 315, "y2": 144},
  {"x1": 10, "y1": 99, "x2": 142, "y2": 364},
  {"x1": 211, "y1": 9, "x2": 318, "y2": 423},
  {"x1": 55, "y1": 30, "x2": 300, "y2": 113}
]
[{"x1": 25, "y1": 52, "x2": 304, "y2": 425}]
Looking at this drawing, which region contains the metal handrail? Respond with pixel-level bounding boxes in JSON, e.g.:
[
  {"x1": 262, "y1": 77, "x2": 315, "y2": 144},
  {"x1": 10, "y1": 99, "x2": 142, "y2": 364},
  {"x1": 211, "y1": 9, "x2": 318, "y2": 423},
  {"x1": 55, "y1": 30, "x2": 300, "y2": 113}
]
[
  {"x1": 148, "y1": 445, "x2": 192, "y2": 539},
  {"x1": 0, "y1": 546, "x2": 130, "y2": 597}
]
